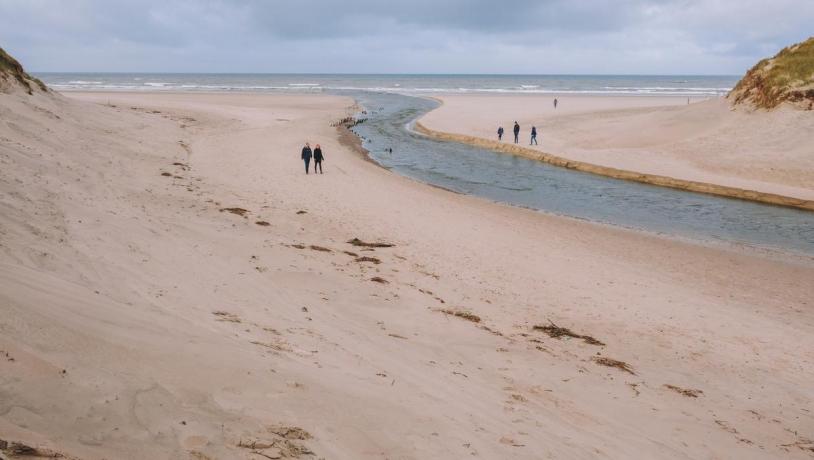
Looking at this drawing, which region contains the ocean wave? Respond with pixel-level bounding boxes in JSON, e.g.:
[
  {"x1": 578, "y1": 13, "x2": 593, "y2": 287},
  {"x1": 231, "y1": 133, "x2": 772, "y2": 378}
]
[
  {"x1": 50, "y1": 84, "x2": 142, "y2": 90},
  {"x1": 45, "y1": 81, "x2": 731, "y2": 96},
  {"x1": 179, "y1": 84, "x2": 280, "y2": 90},
  {"x1": 602, "y1": 86, "x2": 732, "y2": 91}
]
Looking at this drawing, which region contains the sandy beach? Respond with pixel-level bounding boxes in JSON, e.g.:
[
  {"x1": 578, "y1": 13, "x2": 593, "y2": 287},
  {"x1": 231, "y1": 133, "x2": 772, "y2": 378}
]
[
  {"x1": 419, "y1": 95, "x2": 814, "y2": 204},
  {"x1": 1, "y1": 87, "x2": 813, "y2": 459}
]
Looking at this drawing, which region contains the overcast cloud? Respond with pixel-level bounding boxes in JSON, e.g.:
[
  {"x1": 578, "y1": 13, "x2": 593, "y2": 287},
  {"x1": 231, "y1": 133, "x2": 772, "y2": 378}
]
[{"x1": 0, "y1": 0, "x2": 812, "y2": 74}]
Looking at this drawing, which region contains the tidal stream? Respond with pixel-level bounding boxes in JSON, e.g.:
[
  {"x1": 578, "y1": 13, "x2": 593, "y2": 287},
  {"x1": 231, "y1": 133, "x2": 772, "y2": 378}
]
[{"x1": 346, "y1": 91, "x2": 814, "y2": 256}]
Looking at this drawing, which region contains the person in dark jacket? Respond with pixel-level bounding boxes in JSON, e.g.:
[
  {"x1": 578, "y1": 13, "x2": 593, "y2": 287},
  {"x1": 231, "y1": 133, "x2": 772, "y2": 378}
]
[
  {"x1": 530, "y1": 126, "x2": 538, "y2": 145},
  {"x1": 301, "y1": 142, "x2": 312, "y2": 174},
  {"x1": 497, "y1": 126, "x2": 504, "y2": 141},
  {"x1": 313, "y1": 144, "x2": 324, "y2": 174},
  {"x1": 513, "y1": 121, "x2": 520, "y2": 144}
]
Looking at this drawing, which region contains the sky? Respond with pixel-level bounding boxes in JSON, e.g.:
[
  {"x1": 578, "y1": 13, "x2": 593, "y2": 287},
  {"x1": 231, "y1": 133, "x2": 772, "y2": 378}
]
[{"x1": 0, "y1": 0, "x2": 812, "y2": 75}]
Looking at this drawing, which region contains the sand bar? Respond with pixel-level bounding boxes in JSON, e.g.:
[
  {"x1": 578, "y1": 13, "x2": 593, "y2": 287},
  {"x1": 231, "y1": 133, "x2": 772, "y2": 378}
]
[{"x1": 418, "y1": 95, "x2": 814, "y2": 209}]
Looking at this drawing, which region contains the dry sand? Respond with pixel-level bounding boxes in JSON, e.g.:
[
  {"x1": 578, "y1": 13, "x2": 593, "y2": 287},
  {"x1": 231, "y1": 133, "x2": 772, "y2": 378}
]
[
  {"x1": 1, "y1": 88, "x2": 813, "y2": 459},
  {"x1": 419, "y1": 95, "x2": 814, "y2": 202}
]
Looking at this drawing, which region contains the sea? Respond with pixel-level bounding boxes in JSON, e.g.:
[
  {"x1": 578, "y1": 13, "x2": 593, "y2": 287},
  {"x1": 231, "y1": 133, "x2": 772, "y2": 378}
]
[{"x1": 36, "y1": 73, "x2": 737, "y2": 97}]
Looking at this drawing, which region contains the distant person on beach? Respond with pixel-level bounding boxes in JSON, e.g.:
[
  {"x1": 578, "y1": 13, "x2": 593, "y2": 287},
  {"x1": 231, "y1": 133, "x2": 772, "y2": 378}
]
[
  {"x1": 513, "y1": 121, "x2": 520, "y2": 144},
  {"x1": 497, "y1": 126, "x2": 504, "y2": 141},
  {"x1": 553, "y1": 98, "x2": 558, "y2": 109},
  {"x1": 313, "y1": 144, "x2": 324, "y2": 174},
  {"x1": 530, "y1": 126, "x2": 538, "y2": 145},
  {"x1": 301, "y1": 142, "x2": 312, "y2": 174}
]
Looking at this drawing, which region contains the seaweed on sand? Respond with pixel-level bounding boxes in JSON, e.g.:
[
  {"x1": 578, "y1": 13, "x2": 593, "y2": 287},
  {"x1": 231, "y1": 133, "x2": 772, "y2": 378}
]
[
  {"x1": 592, "y1": 356, "x2": 635, "y2": 375},
  {"x1": 347, "y1": 238, "x2": 394, "y2": 248},
  {"x1": 220, "y1": 207, "x2": 249, "y2": 217},
  {"x1": 664, "y1": 384, "x2": 703, "y2": 398},
  {"x1": 440, "y1": 308, "x2": 481, "y2": 323},
  {"x1": 354, "y1": 256, "x2": 381, "y2": 264},
  {"x1": 533, "y1": 320, "x2": 605, "y2": 346}
]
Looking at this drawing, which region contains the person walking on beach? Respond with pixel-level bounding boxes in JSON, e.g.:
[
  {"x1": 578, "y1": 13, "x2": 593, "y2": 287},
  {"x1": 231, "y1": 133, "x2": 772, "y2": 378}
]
[
  {"x1": 313, "y1": 144, "x2": 324, "y2": 174},
  {"x1": 513, "y1": 121, "x2": 520, "y2": 144},
  {"x1": 497, "y1": 126, "x2": 504, "y2": 141},
  {"x1": 553, "y1": 98, "x2": 558, "y2": 109},
  {"x1": 530, "y1": 126, "x2": 538, "y2": 145},
  {"x1": 301, "y1": 142, "x2": 312, "y2": 174}
]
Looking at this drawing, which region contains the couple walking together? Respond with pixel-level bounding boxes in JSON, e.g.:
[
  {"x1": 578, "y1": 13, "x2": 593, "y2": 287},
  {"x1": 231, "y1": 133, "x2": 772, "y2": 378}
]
[{"x1": 301, "y1": 142, "x2": 325, "y2": 174}]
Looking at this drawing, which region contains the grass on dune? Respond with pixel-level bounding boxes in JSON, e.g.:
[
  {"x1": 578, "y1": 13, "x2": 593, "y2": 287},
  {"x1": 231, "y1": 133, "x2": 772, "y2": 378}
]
[
  {"x1": 757, "y1": 38, "x2": 814, "y2": 89},
  {"x1": 730, "y1": 37, "x2": 814, "y2": 109},
  {"x1": 0, "y1": 46, "x2": 48, "y2": 94}
]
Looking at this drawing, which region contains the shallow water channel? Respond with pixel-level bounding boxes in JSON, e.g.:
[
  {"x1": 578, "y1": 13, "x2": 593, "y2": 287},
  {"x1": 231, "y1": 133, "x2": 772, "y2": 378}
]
[{"x1": 345, "y1": 91, "x2": 814, "y2": 256}]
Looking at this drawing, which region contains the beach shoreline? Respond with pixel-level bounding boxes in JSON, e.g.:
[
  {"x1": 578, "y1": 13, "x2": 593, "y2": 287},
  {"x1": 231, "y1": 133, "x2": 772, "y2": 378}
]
[
  {"x1": 70, "y1": 90, "x2": 814, "y2": 259},
  {"x1": 2, "y1": 89, "x2": 813, "y2": 459}
]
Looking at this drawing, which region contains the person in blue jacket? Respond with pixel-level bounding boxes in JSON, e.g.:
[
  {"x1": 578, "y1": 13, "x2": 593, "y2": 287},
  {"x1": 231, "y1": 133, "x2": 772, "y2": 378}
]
[
  {"x1": 530, "y1": 126, "x2": 538, "y2": 145},
  {"x1": 497, "y1": 126, "x2": 504, "y2": 141},
  {"x1": 301, "y1": 142, "x2": 312, "y2": 174}
]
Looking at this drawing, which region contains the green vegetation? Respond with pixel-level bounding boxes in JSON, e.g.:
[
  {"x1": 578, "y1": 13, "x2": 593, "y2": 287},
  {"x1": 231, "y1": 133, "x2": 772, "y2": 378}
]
[
  {"x1": 0, "y1": 46, "x2": 48, "y2": 94},
  {"x1": 729, "y1": 37, "x2": 814, "y2": 109}
]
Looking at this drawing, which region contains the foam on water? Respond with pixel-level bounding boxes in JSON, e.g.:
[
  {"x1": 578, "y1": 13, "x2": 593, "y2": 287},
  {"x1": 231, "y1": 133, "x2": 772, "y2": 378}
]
[{"x1": 37, "y1": 73, "x2": 737, "y2": 96}]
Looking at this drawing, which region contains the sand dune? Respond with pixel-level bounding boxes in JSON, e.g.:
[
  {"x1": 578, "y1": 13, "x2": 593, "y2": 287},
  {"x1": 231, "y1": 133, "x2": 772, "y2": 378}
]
[{"x1": 1, "y1": 88, "x2": 813, "y2": 459}]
